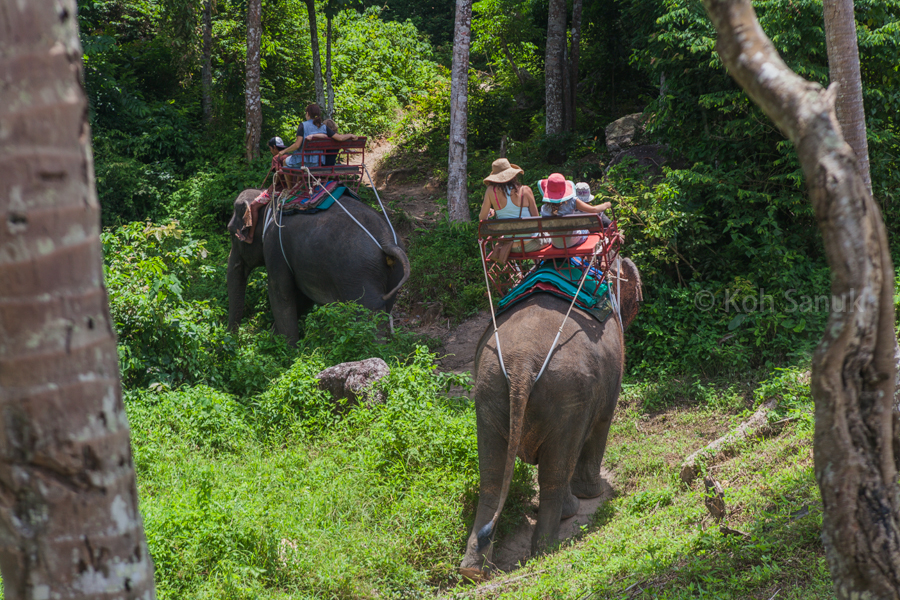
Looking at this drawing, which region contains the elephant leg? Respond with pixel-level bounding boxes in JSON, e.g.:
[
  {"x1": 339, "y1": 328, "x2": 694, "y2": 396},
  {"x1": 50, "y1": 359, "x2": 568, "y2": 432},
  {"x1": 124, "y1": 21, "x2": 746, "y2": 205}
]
[
  {"x1": 571, "y1": 417, "x2": 613, "y2": 499},
  {"x1": 460, "y1": 419, "x2": 509, "y2": 578},
  {"x1": 267, "y1": 268, "x2": 301, "y2": 346},
  {"x1": 532, "y1": 447, "x2": 579, "y2": 557}
]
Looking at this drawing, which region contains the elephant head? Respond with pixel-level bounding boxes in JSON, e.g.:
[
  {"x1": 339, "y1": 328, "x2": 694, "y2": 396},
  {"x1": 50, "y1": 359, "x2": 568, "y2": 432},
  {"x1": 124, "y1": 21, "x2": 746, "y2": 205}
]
[
  {"x1": 226, "y1": 189, "x2": 265, "y2": 331},
  {"x1": 610, "y1": 256, "x2": 643, "y2": 329}
]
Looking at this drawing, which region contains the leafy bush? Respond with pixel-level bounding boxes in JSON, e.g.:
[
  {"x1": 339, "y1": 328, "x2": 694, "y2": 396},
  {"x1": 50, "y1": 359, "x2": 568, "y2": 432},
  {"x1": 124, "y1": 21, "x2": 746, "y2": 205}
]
[
  {"x1": 299, "y1": 301, "x2": 430, "y2": 364},
  {"x1": 405, "y1": 220, "x2": 487, "y2": 321},
  {"x1": 330, "y1": 7, "x2": 441, "y2": 137},
  {"x1": 103, "y1": 221, "x2": 227, "y2": 388},
  {"x1": 127, "y1": 386, "x2": 249, "y2": 454},
  {"x1": 249, "y1": 353, "x2": 335, "y2": 436}
]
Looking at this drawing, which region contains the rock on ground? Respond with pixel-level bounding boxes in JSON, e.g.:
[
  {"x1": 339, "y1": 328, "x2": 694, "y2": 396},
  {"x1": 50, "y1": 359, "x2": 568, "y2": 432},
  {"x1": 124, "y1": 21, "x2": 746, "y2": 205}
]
[{"x1": 316, "y1": 357, "x2": 390, "y2": 408}]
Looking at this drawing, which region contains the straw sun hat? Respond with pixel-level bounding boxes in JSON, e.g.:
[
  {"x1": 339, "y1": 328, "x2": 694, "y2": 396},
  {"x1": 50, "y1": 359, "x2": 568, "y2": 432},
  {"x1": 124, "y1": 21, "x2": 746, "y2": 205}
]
[{"x1": 483, "y1": 158, "x2": 525, "y2": 185}]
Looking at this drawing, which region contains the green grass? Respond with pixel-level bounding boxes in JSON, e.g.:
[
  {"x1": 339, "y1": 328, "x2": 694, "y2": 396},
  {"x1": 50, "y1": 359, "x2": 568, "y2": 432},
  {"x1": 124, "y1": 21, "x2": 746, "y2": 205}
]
[{"x1": 129, "y1": 353, "x2": 833, "y2": 598}]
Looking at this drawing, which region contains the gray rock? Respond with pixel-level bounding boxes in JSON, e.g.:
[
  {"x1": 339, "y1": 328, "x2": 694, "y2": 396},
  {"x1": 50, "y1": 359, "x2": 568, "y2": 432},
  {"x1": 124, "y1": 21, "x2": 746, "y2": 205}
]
[
  {"x1": 316, "y1": 357, "x2": 390, "y2": 408},
  {"x1": 605, "y1": 113, "x2": 645, "y2": 154},
  {"x1": 605, "y1": 144, "x2": 675, "y2": 182}
]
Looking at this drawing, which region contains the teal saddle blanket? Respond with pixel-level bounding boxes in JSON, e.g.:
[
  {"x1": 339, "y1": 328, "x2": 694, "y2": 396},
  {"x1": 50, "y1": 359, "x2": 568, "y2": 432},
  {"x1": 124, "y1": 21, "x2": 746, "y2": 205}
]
[
  {"x1": 281, "y1": 183, "x2": 353, "y2": 215},
  {"x1": 497, "y1": 263, "x2": 613, "y2": 323}
]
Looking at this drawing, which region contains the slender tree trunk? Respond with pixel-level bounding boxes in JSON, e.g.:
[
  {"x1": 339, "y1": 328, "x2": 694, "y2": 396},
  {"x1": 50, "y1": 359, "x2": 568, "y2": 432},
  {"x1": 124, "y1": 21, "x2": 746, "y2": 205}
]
[
  {"x1": 306, "y1": 0, "x2": 326, "y2": 109},
  {"x1": 245, "y1": 0, "x2": 262, "y2": 161},
  {"x1": 202, "y1": 0, "x2": 213, "y2": 123},
  {"x1": 326, "y1": 16, "x2": 334, "y2": 119},
  {"x1": 544, "y1": 0, "x2": 566, "y2": 135},
  {"x1": 447, "y1": 0, "x2": 473, "y2": 223},
  {"x1": 0, "y1": 1, "x2": 156, "y2": 598},
  {"x1": 702, "y1": 1, "x2": 900, "y2": 597},
  {"x1": 568, "y1": 0, "x2": 583, "y2": 131},
  {"x1": 823, "y1": 0, "x2": 871, "y2": 194}
]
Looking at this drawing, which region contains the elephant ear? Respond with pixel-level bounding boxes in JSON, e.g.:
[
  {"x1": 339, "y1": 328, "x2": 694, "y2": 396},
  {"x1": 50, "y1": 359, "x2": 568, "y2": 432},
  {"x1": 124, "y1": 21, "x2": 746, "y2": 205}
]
[
  {"x1": 613, "y1": 257, "x2": 642, "y2": 330},
  {"x1": 242, "y1": 202, "x2": 253, "y2": 229}
]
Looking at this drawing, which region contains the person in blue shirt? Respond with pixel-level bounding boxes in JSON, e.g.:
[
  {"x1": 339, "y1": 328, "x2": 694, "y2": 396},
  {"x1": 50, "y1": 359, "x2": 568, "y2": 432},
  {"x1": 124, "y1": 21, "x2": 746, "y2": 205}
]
[{"x1": 278, "y1": 104, "x2": 356, "y2": 169}]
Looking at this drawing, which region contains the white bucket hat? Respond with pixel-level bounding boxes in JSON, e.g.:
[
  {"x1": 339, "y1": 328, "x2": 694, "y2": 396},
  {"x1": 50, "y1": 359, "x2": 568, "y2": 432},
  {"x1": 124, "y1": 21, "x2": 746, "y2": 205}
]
[{"x1": 575, "y1": 182, "x2": 594, "y2": 203}]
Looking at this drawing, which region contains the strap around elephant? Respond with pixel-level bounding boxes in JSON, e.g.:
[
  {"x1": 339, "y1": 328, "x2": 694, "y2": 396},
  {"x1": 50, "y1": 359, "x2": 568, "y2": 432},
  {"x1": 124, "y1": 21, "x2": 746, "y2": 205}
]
[
  {"x1": 478, "y1": 241, "x2": 510, "y2": 383},
  {"x1": 299, "y1": 166, "x2": 385, "y2": 252},
  {"x1": 533, "y1": 243, "x2": 601, "y2": 385}
]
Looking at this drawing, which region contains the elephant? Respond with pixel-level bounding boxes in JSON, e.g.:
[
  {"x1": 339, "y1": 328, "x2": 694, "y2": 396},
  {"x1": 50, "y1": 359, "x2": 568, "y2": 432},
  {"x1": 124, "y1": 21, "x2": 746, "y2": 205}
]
[
  {"x1": 459, "y1": 257, "x2": 642, "y2": 579},
  {"x1": 226, "y1": 188, "x2": 410, "y2": 345}
]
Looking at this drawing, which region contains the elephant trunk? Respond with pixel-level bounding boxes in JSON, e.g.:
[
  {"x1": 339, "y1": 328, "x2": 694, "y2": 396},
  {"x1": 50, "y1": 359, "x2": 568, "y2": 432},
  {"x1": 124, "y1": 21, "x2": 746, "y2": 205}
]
[
  {"x1": 381, "y1": 243, "x2": 410, "y2": 301},
  {"x1": 227, "y1": 245, "x2": 249, "y2": 331},
  {"x1": 476, "y1": 373, "x2": 534, "y2": 550}
]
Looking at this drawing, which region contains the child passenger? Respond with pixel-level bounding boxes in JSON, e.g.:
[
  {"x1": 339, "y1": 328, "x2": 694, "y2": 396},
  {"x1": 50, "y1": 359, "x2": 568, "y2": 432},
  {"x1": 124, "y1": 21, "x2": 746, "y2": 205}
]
[{"x1": 538, "y1": 176, "x2": 611, "y2": 248}]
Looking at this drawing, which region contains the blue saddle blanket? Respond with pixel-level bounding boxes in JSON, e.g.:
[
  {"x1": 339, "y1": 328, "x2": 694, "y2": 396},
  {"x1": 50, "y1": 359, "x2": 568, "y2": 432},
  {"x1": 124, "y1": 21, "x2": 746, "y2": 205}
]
[{"x1": 496, "y1": 262, "x2": 613, "y2": 322}]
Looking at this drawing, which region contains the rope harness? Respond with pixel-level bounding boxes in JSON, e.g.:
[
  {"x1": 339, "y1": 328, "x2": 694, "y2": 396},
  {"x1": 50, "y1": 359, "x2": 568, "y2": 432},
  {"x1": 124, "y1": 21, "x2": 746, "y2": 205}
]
[
  {"x1": 267, "y1": 165, "x2": 399, "y2": 276},
  {"x1": 480, "y1": 241, "x2": 623, "y2": 387}
]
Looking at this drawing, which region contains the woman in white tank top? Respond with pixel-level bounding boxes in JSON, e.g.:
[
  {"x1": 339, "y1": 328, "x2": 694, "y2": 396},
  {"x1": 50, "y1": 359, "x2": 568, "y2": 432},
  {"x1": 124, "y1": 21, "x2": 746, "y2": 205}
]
[{"x1": 479, "y1": 159, "x2": 548, "y2": 252}]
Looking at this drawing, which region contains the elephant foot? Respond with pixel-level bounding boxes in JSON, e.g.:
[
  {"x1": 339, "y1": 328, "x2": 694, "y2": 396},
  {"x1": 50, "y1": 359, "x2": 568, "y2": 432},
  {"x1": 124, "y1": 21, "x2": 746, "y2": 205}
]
[
  {"x1": 561, "y1": 491, "x2": 580, "y2": 520},
  {"x1": 571, "y1": 476, "x2": 605, "y2": 499},
  {"x1": 459, "y1": 567, "x2": 489, "y2": 583}
]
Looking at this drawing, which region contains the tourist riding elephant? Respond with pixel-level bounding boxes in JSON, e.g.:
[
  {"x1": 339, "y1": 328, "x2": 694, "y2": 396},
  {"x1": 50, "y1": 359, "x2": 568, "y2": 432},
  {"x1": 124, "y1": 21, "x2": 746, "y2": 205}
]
[
  {"x1": 226, "y1": 188, "x2": 410, "y2": 345},
  {"x1": 459, "y1": 258, "x2": 642, "y2": 579}
]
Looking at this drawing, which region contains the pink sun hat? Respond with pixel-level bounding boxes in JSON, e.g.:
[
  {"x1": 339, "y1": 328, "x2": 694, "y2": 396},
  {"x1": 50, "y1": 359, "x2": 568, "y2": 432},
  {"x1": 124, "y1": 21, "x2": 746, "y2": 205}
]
[{"x1": 538, "y1": 173, "x2": 575, "y2": 203}]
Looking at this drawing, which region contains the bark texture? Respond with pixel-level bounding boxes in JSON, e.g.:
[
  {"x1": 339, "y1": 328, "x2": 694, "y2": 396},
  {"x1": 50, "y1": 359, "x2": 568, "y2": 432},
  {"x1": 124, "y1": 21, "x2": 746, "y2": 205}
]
[
  {"x1": 702, "y1": 0, "x2": 900, "y2": 597},
  {"x1": 823, "y1": 0, "x2": 871, "y2": 194},
  {"x1": 447, "y1": 0, "x2": 473, "y2": 223},
  {"x1": 306, "y1": 0, "x2": 326, "y2": 110},
  {"x1": 0, "y1": 0, "x2": 156, "y2": 598},
  {"x1": 245, "y1": 0, "x2": 262, "y2": 161},
  {"x1": 202, "y1": 0, "x2": 213, "y2": 123},
  {"x1": 544, "y1": 0, "x2": 566, "y2": 135}
]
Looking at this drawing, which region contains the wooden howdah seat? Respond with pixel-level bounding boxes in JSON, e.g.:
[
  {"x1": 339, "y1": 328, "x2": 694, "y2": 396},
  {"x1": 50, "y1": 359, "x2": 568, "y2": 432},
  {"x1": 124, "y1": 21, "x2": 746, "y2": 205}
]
[
  {"x1": 276, "y1": 137, "x2": 367, "y2": 194},
  {"x1": 478, "y1": 213, "x2": 621, "y2": 298}
]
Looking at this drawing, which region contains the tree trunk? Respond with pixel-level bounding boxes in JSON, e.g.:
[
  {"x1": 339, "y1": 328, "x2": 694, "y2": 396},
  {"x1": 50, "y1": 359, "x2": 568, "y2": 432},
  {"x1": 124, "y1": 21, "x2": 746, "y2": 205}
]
[
  {"x1": 823, "y1": 0, "x2": 871, "y2": 194},
  {"x1": 326, "y1": 15, "x2": 334, "y2": 119},
  {"x1": 245, "y1": 0, "x2": 262, "y2": 162},
  {"x1": 202, "y1": 0, "x2": 213, "y2": 122},
  {"x1": 306, "y1": 0, "x2": 326, "y2": 110},
  {"x1": 701, "y1": 1, "x2": 900, "y2": 597},
  {"x1": 567, "y1": 0, "x2": 583, "y2": 132},
  {"x1": 0, "y1": 1, "x2": 156, "y2": 598},
  {"x1": 447, "y1": 0, "x2": 473, "y2": 223},
  {"x1": 544, "y1": 0, "x2": 566, "y2": 135}
]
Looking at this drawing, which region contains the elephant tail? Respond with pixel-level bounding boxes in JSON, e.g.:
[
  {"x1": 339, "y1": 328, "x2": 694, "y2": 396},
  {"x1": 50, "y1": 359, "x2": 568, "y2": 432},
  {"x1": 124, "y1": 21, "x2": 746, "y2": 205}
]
[
  {"x1": 476, "y1": 374, "x2": 534, "y2": 551},
  {"x1": 381, "y1": 244, "x2": 410, "y2": 301}
]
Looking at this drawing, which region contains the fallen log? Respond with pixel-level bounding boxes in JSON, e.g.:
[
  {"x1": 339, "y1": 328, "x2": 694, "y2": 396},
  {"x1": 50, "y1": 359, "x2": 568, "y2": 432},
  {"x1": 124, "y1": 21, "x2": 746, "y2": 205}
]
[{"x1": 680, "y1": 398, "x2": 778, "y2": 484}]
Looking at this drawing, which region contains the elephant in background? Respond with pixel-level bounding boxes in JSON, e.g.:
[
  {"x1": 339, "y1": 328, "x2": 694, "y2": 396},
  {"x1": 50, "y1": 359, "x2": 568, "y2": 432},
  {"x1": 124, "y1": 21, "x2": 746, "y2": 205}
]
[
  {"x1": 459, "y1": 258, "x2": 642, "y2": 579},
  {"x1": 227, "y1": 188, "x2": 410, "y2": 345}
]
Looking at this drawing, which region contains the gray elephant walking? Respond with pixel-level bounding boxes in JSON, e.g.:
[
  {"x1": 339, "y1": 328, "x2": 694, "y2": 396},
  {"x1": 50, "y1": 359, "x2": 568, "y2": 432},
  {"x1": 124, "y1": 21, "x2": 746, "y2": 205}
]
[
  {"x1": 459, "y1": 258, "x2": 642, "y2": 579},
  {"x1": 226, "y1": 188, "x2": 410, "y2": 345}
]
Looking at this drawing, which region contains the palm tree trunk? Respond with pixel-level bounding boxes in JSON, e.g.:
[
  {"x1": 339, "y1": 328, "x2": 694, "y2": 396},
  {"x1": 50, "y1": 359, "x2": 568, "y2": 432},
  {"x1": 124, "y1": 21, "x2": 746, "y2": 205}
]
[
  {"x1": 544, "y1": 0, "x2": 566, "y2": 135},
  {"x1": 245, "y1": 0, "x2": 262, "y2": 161},
  {"x1": 823, "y1": 0, "x2": 871, "y2": 194},
  {"x1": 306, "y1": 0, "x2": 326, "y2": 109},
  {"x1": 702, "y1": 0, "x2": 900, "y2": 597},
  {"x1": 447, "y1": 0, "x2": 473, "y2": 223},
  {"x1": 0, "y1": 1, "x2": 156, "y2": 598}
]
